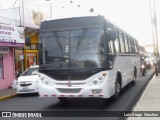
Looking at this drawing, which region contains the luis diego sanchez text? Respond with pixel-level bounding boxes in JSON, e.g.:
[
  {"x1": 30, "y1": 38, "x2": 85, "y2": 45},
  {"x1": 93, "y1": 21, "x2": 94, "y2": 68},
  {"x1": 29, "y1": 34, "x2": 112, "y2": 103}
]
[{"x1": 124, "y1": 111, "x2": 159, "y2": 117}]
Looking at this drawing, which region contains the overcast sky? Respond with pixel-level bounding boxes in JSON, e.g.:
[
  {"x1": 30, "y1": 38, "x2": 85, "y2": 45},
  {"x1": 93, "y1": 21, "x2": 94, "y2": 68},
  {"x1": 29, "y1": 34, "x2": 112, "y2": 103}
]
[{"x1": 0, "y1": 0, "x2": 160, "y2": 51}]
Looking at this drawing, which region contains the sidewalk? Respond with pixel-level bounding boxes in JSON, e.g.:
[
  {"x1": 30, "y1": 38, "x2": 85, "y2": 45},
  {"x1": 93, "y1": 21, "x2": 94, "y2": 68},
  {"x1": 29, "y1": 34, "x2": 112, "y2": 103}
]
[
  {"x1": 0, "y1": 88, "x2": 16, "y2": 101},
  {"x1": 127, "y1": 75, "x2": 160, "y2": 120}
]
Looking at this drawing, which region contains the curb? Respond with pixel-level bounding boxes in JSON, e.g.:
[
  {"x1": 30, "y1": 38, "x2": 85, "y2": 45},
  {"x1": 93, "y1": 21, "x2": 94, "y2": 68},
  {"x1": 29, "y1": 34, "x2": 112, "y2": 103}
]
[
  {"x1": 132, "y1": 70, "x2": 155, "y2": 110},
  {"x1": 125, "y1": 69, "x2": 155, "y2": 112},
  {"x1": 0, "y1": 93, "x2": 17, "y2": 101}
]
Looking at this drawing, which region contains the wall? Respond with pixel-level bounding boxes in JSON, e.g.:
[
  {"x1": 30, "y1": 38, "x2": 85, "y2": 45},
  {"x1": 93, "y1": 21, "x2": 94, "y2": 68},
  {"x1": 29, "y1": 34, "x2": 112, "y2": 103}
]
[{"x1": 0, "y1": 48, "x2": 15, "y2": 90}]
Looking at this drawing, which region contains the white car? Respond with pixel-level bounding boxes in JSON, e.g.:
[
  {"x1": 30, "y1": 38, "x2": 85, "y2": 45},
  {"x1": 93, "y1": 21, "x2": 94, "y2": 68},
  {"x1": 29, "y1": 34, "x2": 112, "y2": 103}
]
[{"x1": 12, "y1": 65, "x2": 40, "y2": 94}]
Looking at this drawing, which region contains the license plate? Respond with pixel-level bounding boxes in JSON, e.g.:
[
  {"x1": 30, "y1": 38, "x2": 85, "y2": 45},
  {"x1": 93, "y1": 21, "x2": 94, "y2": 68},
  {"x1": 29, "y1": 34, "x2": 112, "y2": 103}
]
[
  {"x1": 22, "y1": 87, "x2": 28, "y2": 90},
  {"x1": 92, "y1": 89, "x2": 102, "y2": 94}
]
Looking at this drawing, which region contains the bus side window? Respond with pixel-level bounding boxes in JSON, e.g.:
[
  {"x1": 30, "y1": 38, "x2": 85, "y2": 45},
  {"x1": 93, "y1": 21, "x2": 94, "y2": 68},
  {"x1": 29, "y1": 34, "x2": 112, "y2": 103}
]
[
  {"x1": 128, "y1": 38, "x2": 131, "y2": 54},
  {"x1": 114, "y1": 40, "x2": 120, "y2": 53},
  {"x1": 135, "y1": 40, "x2": 139, "y2": 54},
  {"x1": 108, "y1": 41, "x2": 115, "y2": 54},
  {"x1": 119, "y1": 32, "x2": 125, "y2": 53},
  {"x1": 106, "y1": 29, "x2": 115, "y2": 54},
  {"x1": 108, "y1": 39, "x2": 115, "y2": 68},
  {"x1": 124, "y1": 35, "x2": 129, "y2": 54},
  {"x1": 100, "y1": 32, "x2": 105, "y2": 55},
  {"x1": 133, "y1": 39, "x2": 136, "y2": 54},
  {"x1": 130, "y1": 38, "x2": 136, "y2": 54}
]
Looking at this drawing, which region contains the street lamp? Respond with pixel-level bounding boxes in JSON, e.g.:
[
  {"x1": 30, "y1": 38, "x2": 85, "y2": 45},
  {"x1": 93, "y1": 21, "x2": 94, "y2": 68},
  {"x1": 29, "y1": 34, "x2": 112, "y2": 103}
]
[{"x1": 46, "y1": 0, "x2": 52, "y2": 18}]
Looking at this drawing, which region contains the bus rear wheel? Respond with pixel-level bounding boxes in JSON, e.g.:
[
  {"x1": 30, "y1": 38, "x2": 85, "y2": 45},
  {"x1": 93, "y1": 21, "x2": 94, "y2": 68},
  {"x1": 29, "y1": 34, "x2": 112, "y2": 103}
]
[{"x1": 131, "y1": 68, "x2": 137, "y2": 86}]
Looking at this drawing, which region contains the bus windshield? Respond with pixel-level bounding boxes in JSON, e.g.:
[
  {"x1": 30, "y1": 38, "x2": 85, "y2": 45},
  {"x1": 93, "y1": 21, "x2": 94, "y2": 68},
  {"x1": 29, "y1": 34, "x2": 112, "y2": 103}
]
[{"x1": 40, "y1": 27, "x2": 107, "y2": 69}]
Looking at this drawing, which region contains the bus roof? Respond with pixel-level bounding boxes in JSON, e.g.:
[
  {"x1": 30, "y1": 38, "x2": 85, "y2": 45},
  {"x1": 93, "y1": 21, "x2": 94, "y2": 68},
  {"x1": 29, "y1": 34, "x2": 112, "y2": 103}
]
[
  {"x1": 40, "y1": 15, "x2": 138, "y2": 41},
  {"x1": 40, "y1": 16, "x2": 113, "y2": 31}
]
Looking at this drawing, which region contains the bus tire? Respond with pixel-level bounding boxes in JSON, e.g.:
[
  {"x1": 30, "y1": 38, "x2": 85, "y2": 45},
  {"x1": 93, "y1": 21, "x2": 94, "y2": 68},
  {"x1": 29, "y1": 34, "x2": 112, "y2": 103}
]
[
  {"x1": 112, "y1": 77, "x2": 121, "y2": 102},
  {"x1": 58, "y1": 97, "x2": 69, "y2": 103}
]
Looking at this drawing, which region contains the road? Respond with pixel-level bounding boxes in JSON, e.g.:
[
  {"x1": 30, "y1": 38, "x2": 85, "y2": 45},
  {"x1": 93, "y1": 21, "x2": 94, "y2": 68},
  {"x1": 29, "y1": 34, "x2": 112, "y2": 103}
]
[{"x1": 0, "y1": 68, "x2": 154, "y2": 120}]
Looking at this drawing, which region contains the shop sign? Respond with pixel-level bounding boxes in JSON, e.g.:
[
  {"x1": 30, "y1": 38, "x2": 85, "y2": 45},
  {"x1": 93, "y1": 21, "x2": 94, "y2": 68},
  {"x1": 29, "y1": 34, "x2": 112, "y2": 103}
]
[
  {"x1": 23, "y1": 0, "x2": 50, "y2": 29},
  {"x1": 0, "y1": 47, "x2": 9, "y2": 54},
  {"x1": 20, "y1": 53, "x2": 24, "y2": 60},
  {"x1": 0, "y1": 23, "x2": 25, "y2": 46}
]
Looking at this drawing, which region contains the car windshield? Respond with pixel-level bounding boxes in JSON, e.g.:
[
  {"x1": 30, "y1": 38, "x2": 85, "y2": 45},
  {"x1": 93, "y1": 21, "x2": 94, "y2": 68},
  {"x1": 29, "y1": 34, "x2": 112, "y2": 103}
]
[
  {"x1": 22, "y1": 67, "x2": 39, "y2": 76},
  {"x1": 40, "y1": 27, "x2": 107, "y2": 69}
]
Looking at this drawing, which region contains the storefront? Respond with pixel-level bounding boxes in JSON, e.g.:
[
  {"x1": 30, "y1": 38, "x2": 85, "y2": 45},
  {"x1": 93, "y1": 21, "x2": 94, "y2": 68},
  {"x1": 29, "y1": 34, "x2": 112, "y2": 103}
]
[
  {"x1": 14, "y1": 48, "x2": 25, "y2": 72},
  {"x1": 24, "y1": 33, "x2": 39, "y2": 69},
  {"x1": 14, "y1": 32, "x2": 39, "y2": 71},
  {"x1": 0, "y1": 23, "x2": 24, "y2": 90}
]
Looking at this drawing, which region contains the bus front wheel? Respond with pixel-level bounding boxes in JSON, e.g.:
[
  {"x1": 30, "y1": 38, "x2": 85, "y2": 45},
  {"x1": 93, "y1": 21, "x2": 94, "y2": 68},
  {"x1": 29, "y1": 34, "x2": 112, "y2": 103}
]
[{"x1": 112, "y1": 78, "x2": 121, "y2": 102}]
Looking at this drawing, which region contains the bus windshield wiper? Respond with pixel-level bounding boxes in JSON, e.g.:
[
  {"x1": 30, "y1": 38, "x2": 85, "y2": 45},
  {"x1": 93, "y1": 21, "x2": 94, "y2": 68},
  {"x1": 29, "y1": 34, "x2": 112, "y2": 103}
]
[
  {"x1": 77, "y1": 28, "x2": 88, "y2": 53},
  {"x1": 53, "y1": 31, "x2": 62, "y2": 56}
]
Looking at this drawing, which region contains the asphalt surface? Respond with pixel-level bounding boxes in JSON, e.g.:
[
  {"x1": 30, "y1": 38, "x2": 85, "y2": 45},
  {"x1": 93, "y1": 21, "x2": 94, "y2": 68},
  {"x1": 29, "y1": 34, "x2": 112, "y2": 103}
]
[{"x1": 0, "y1": 68, "x2": 154, "y2": 120}]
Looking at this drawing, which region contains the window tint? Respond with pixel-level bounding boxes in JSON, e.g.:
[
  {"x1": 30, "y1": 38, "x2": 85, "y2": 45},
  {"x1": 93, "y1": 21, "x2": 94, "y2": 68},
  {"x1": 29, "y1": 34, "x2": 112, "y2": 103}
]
[
  {"x1": 130, "y1": 38, "x2": 136, "y2": 54},
  {"x1": 124, "y1": 35, "x2": 129, "y2": 53},
  {"x1": 128, "y1": 38, "x2": 131, "y2": 53},
  {"x1": 109, "y1": 41, "x2": 115, "y2": 54},
  {"x1": 114, "y1": 30, "x2": 120, "y2": 53},
  {"x1": 119, "y1": 32, "x2": 125, "y2": 53},
  {"x1": 135, "y1": 40, "x2": 139, "y2": 54}
]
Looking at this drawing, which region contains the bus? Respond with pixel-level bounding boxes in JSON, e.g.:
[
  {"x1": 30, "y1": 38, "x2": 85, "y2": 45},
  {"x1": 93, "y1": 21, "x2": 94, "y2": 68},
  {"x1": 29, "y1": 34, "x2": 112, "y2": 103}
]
[{"x1": 38, "y1": 16, "x2": 140, "y2": 102}]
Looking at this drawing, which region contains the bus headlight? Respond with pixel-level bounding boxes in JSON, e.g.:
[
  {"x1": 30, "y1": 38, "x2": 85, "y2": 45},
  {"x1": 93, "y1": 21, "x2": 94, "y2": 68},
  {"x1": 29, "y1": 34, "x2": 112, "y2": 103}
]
[{"x1": 87, "y1": 73, "x2": 107, "y2": 86}]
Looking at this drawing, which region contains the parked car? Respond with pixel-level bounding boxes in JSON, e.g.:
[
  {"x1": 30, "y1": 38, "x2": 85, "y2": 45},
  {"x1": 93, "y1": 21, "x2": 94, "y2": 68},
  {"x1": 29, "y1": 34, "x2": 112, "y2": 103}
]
[{"x1": 12, "y1": 65, "x2": 40, "y2": 94}]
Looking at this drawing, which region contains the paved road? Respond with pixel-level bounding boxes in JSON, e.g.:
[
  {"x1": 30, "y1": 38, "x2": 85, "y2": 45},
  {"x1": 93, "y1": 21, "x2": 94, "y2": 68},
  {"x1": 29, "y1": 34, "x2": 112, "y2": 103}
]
[{"x1": 0, "y1": 68, "x2": 154, "y2": 120}]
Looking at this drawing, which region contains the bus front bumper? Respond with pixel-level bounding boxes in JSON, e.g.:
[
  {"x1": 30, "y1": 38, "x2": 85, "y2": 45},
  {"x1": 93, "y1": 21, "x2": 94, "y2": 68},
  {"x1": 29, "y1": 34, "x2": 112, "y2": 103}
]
[{"x1": 38, "y1": 81, "x2": 113, "y2": 98}]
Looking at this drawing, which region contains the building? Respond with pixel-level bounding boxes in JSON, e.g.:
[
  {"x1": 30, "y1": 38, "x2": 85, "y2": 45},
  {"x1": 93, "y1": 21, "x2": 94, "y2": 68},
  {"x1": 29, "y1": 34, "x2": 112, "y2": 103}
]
[
  {"x1": 0, "y1": 0, "x2": 50, "y2": 70},
  {"x1": 0, "y1": 0, "x2": 50, "y2": 90},
  {"x1": 15, "y1": 31, "x2": 39, "y2": 70},
  {"x1": 0, "y1": 23, "x2": 24, "y2": 90}
]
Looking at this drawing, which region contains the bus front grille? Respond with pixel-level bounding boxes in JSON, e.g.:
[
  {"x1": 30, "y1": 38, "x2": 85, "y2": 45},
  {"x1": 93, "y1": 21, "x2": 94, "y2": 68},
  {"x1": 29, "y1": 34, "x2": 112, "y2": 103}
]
[
  {"x1": 55, "y1": 82, "x2": 85, "y2": 86},
  {"x1": 57, "y1": 88, "x2": 81, "y2": 93}
]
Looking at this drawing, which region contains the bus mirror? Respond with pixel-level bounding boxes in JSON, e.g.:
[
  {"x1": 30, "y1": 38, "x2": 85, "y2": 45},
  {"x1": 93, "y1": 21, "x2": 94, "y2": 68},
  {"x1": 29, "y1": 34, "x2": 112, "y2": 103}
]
[
  {"x1": 25, "y1": 37, "x2": 31, "y2": 46},
  {"x1": 110, "y1": 30, "x2": 116, "y2": 40}
]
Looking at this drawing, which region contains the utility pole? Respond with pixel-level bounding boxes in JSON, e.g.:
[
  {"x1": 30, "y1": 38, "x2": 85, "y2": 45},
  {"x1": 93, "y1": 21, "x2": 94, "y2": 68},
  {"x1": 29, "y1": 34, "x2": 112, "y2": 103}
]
[
  {"x1": 149, "y1": 0, "x2": 156, "y2": 56},
  {"x1": 46, "y1": 0, "x2": 52, "y2": 18},
  {"x1": 150, "y1": 0, "x2": 159, "y2": 76},
  {"x1": 149, "y1": 0, "x2": 159, "y2": 57},
  {"x1": 153, "y1": 0, "x2": 159, "y2": 57}
]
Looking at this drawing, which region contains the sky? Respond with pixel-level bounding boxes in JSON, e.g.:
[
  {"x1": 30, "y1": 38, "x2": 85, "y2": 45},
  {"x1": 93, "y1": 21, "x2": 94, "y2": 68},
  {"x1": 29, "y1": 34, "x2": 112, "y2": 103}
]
[{"x1": 0, "y1": 0, "x2": 159, "y2": 51}]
